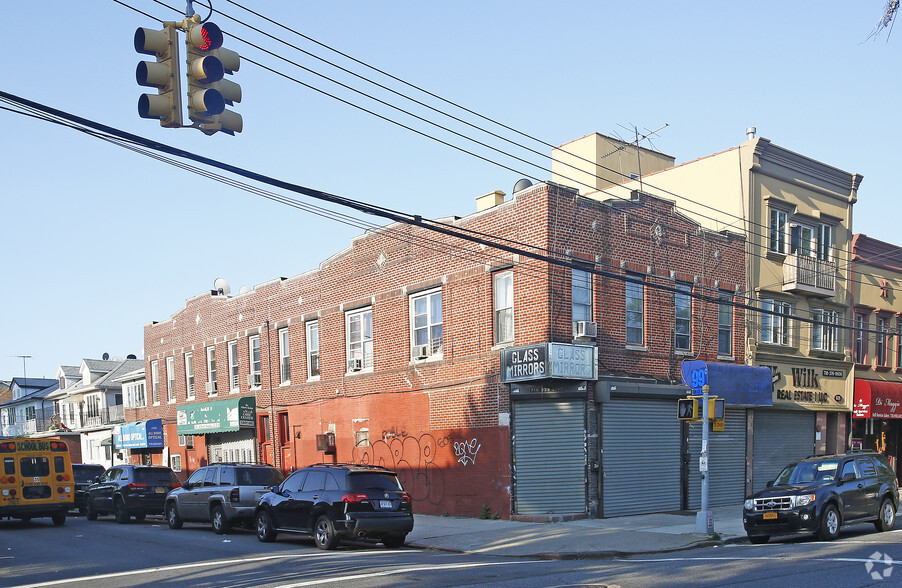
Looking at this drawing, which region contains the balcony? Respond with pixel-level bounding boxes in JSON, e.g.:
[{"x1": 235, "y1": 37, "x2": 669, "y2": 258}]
[
  {"x1": 782, "y1": 253, "x2": 836, "y2": 297},
  {"x1": 83, "y1": 404, "x2": 126, "y2": 429}
]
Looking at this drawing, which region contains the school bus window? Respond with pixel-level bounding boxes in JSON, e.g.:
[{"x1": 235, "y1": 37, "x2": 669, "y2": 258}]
[
  {"x1": 21, "y1": 457, "x2": 50, "y2": 477},
  {"x1": 55, "y1": 456, "x2": 65, "y2": 472},
  {"x1": 4, "y1": 458, "x2": 13, "y2": 474}
]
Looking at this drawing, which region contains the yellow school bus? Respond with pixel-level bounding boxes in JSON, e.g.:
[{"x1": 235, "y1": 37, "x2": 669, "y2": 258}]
[{"x1": 0, "y1": 438, "x2": 75, "y2": 525}]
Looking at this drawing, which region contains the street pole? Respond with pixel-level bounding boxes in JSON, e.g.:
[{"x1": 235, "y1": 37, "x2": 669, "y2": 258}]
[{"x1": 695, "y1": 384, "x2": 714, "y2": 534}]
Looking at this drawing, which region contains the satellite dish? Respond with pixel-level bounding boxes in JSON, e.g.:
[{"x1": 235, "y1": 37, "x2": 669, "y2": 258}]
[
  {"x1": 513, "y1": 178, "x2": 533, "y2": 193},
  {"x1": 127, "y1": 354, "x2": 137, "y2": 360},
  {"x1": 239, "y1": 285, "x2": 251, "y2": 295},
  {"x1": 102, "y1": 352, "x2": 110, "y2": 360},
  {"x1": 213, "y1": 277, "x2": 231, "y2": 296}
]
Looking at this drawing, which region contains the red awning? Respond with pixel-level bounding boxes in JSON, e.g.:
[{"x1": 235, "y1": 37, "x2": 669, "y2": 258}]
[{"x1": 854, "y1": 379, "x2": 902, "y2": 419}]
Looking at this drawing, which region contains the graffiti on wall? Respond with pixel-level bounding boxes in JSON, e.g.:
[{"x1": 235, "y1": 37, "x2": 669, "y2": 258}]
[
  {"x1": 353, "y1": 433, "x2": 451, "y2": 505},
  {"x1": 453, "y1": 438, "x2": 481, "y2": 466}
]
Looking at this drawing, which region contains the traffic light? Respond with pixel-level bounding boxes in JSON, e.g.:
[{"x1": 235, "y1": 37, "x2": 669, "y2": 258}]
[
  {"x1": 677, "y1": 398, "x2": 698, "y2": 421},
  {"x1": 184, "y1": 19, "x2": 242, "y2": 135},
  {"x1": 135, "y1": 24, "x2": 182, "y2": 127},
  {"x1": 711, "y1": 397, "x2": 725, "y2": 419}
]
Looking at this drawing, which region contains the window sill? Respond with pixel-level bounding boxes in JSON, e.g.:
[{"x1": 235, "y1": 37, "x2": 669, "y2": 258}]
[
  {"x1": 716, "y1": 355, "x2": 736, "y2": 362},
  {"x1": 854, "y1": 363, "x2": 871, "y2": 371},
  {"x1": 411, "y1": 354, "x2": 444, "y2": 364},
  {"x1": 809, "y1": 349, "x2": 845, "y2": 360},
  {"x1": 345, "y1": 368, "x2": 374, "y2": 376},
  {"x1": 674, "y1": 349, "x2": 693, "y2": 357},
  {"x1": 168, "y1": 400, "x2": 176, "y2": 404},
  {"x1": 874, "y1": 365, "x2": 892, "y2": 373},
  {"x1": 279, "y1": 381, "x2": 291, "y2": 387},
  {"x1": 307, "y1": 376, "x2": 321, "y2": 382},
  {"x1": 625, "y1": 345, "x2": 648, "y2": 352},
  {"x1": 492, "y1": 341, "x2": 515, "y2": 351}
]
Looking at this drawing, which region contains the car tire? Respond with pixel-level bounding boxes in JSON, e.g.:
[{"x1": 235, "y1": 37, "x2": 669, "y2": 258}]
[
  {"x1": 78, "y1": 506, "x2": 87, "y2": 515},
  {"x1": 875, "y1": 497, "x2": 896, "y2": 532},
  {"x1": 382, "y1": 534, "x2": 407, "y2": 548},
  {"x1": 51, "y1": 512, "x2": 66, "y2": 527},
  {"x1": 314, "y1": 515, "x2": 339, "y2": 550},
  {"x1": 748, "y1": 535, "x2": 769, "y2": 544},
  {"x1": 114, "y1": 498, "x2": 130, "y2": 524},
  {"x1": 166, "y1": 502, "x2": 183, "y2": 530},
  {"x1": 134, "y1": 512, "x2": 146, "y2": 522},
  {"x1": 256, "y1": 510, "x2": 277, "y2": 543},
  {"x1": 818, "y1": 503, "x2": 840, "y2": 541},
  {"x1": 86, "y1": 501, "x2": 98, "y2": 521},
  {"x1": 212, "y1": 505, "x2": 231, "y2": 534}
]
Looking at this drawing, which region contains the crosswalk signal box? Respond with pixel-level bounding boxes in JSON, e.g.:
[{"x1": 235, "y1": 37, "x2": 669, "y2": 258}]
[{"x1": 677, "y1": 398, "x2": 698, "y2": 420}]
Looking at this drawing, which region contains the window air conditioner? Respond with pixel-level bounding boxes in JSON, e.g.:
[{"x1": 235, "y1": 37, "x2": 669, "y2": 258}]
[
  {"x1": 411, "y1": 344, "x2": 430, "y2": 360},
  {"x1": 247, "y1": 373, "x2": 261, "y2": 387},
  {"x1": 576, "y1": 321, "x2": 598, "y2": 339},
  {"x1": 205, "y1": 381, "x2": 217, "y2": 393},
  {"x1": 347, "y1": 358, "x2": 363, "y2": 372}
]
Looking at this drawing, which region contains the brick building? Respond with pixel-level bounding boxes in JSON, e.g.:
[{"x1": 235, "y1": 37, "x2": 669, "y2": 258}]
[{"x1": 131, "y1": 181, "x2": 746, "y2": 519}]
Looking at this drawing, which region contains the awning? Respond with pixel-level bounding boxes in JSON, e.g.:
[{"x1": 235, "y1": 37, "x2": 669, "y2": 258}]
[
  {"x1": 681, "y1": 361, "x2": 773, "y2": 406},
  {"x1": 114, "y1": 419, "x2": 164, "y2": 449},
  {"x1": 177, "y1": 397, "x2": 256, "y2": 435},
  {"x1": 854, "y1": 380, "x2": 902, "y2": 418}
]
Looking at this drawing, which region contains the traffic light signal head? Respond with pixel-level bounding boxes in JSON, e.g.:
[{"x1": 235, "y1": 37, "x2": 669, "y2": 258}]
[
  {"x1": 677, "y1": 398, "x2": 699, "y2": 421},
  {"x1": 185, "y1": 20, "x2": 242, "y2": 135},
  {"x1": 134, "y1": 25, "x2": 182, "y2": 127}
]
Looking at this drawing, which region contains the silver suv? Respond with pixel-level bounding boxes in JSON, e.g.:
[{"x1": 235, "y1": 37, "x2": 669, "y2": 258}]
[{"x1": 165, "y1": 463, "x2": 283, "y2": 534}]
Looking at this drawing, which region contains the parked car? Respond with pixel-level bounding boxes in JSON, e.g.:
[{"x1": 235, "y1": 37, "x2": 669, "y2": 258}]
[
  {"x1": 743, "y1": 451, "x2": 899, "y2": 544},
  {"x1": 72, "y1": 464, "x2": 105, "y2": 514},
  {"x1": 165, "y1": 463, "x2": 284, "y2": 534},
  {"x1": 254, "y1": 463, "x2": 414, "y2": 549},
  {"x1": 86, "y1": 465, "x2": 181, "y2": 523}
]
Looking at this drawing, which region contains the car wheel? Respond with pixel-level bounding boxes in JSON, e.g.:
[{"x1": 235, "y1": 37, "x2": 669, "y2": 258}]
[
  {"x1": 166, "y1": 502, "x2": 183, "y2": 529},
  {"x1": 134, "y1": 512, "x2": 146, "y2": 522},
  {"x1": 748, "y1": 535, "x2": 769, "y2": 544},
  {"x1": 818, "y1": 503, "x2": 840, "y2": 541},
  {"x1": 314, "y1": 515, "x2": 339, "y2": 550},
  {"x1": 382, "y1": 534, "x2": 407, "y2": 548},
  {"x1": 51, "y1": 512, "x2": 66, "y2": 527},
  {"x1": 256, "y1": 510, "x2": 277, "y2": 543},
  {"x1": 86, "y1": 501, "x2": 98, "y2": 521},
  {"x1": 114, "y1": 498, "x2": 130, "y2": 524},
  {"x1": 875, "y1": 497, "x2": 896, "y2": 532},
  {"x1": 78, "y1": 506, "x2": 87, "y2": 515},
  {"x1": 212, "y1": 505, "x2": 231, "y2": 534}
]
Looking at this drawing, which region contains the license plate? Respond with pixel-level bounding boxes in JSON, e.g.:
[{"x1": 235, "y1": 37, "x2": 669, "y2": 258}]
[
  {"x1": 155, "y1": 487, "x2": 165, "y2": 494},
  {"x1": 763, "y1": 511, "x2": 777, "y2": 520},
  {"x1": 379, "y1": 500, "x2": 392, "y2": 509}
]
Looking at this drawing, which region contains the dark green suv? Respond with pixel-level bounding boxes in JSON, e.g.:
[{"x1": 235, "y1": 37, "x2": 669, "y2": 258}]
[{"x1": 744, "y1": 451, "x2": 899, "y2": 544}]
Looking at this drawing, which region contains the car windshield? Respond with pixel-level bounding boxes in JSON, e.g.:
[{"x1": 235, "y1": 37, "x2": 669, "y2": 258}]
[
  {"x1": 774, "y1": 460, "x2": 839, "y2": 485},
  {"x1": 347, "y1": 472, "x2": 403, "y2": 492},
  {"x1": 135, "y1": 469, "x2": 178, "y2": 485},
  {"x1": 237, "y1": 467, "x2": 284, "y2": 486},
  {"x1": 74, "y1": 467, "x2": 104, "y2": 483}
]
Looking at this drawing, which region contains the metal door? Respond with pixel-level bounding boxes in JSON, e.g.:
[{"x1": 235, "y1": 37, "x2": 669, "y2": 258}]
[
  {"x1": 687, "y1": 408, "x2": 747, "y2": 508},
  {"x1": 752, "y1": 410, "x2": 815, "y2": 491}
]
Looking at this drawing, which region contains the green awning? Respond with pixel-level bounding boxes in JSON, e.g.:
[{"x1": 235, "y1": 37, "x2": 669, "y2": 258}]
[{"x1": 177, "y1": 397, "x2": 256, "y2": 435}]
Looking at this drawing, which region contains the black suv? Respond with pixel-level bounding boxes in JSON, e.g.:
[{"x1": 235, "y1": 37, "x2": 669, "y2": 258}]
[
  {"x1": 254, "y1": 463, "x2": 414, "y2": 549},
  {"x1": 744, "y1": 451, "x2": 899, "y2": 544},
  {"x1": 165, "y1": 463, "x2": 283, "y2": 533},
  {"x1": 86, "y1": 465, "x2": 181, "y2": 523},
  {"x1": 72, "y1": 464, "x2": 105, "y2": 514}
]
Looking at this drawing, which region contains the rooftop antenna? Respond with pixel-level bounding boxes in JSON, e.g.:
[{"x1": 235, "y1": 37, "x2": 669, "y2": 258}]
[{"x1": 14, "y1": 355, "x2": 31, "y2": 381}]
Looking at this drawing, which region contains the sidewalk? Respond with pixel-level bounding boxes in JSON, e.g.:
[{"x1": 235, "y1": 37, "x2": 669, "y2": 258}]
[{"x1": 406, "y1": 504, "x2": 746, "y2": 558}]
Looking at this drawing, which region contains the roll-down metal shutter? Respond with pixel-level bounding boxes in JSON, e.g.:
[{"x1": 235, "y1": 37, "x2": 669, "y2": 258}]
[
  {"x1": 752, "y1": 410, "x2": 815, "y2": 492},
  {"x1": 602, "y1": 398, "x2": 681, "y2": 517},
  {"x1": 687, "y1": 408, "x2": 747, "y2": 508},
  {"x1": 512, "y1": 400, "x2": 586, "y2": 515}
]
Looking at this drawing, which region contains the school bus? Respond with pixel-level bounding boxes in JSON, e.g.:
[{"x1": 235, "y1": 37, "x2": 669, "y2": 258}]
[{"x1": 0, "y1": 438, "x2": 75, "y2": 525}]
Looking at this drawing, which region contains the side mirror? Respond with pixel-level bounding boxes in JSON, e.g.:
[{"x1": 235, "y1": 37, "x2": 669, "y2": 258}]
[
  {"x1": 766, "y1": 480, "x2": 774, "y2": 488},
  {"x1": 841, "y1": 472, "x2": 856, "y2": 483},
  {"x1": 94, "y1": 476, "x2": 102, "y2": 483}
]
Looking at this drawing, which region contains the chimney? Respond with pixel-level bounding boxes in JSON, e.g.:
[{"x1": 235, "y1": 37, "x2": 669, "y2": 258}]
[
  {"x1": 476, "y1": 190, "x2": 505, "y2": 212},
  {"x1": 746, "y1": 126, "x2": 757, "y2": 140}
]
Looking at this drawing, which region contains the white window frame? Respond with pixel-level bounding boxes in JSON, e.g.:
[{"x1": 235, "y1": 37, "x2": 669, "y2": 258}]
[
  {"x1": 249, "y1": 335, "x2": 261, "y2": 388},
  {"x1": 206, "y1": 345, "x2": 217, "y2": 396},
  {"x1": 151, "y1": 360, "x2": 160, "y2": 405},
  {"x1": 228, "y1": 340, "x2": 239, "y2": 392},
  {"x1": 817, "y1": 223, "x2": 833, "y2": 261},
  {"x1": 769, "y1": 208, "x2": 787, "y2": 254},
  {"x1": 571, "y1": 268, "x2": 593, "y2": 336},
  {"x1": 279, "y1": 327, "x2": 290, "y2": 385},
  {"x1": 493, "y1": 271, "x2": 514, "y2": 345},
  {"x1": 306, "y1": 321, "x2": 320, "y2": 380},
  {"x1": 125, "y1": 381, "x2": 146, "y2": 408},
  {"x1": 625, "y1": 273, "x2": 645, "y2": 347},
  {"x1": 674, "y1": 283, "x2": 692, "y2": 352},
  {"x1": 718, "y1": 291, "x2": 733, "y2": 357},
  {"x1": 410, "y1": 288, "x2": 443, "y2": 360},
  {"x1": 166, "y1": 356, "x2": 176, "y2": 403},
  {"x1": 185, "y1": 351, "x2": 195, "y2": 400},
  {"x1": 812, "y1": 309, "x2": 839, "y2": 353},
  {"x1": 170, "y1": 454, "x2": 182, "y2": 473},
  {"x1": 854, "y1": 313, "x2": 867, "y2": 364},
  {"x1": 346, "y1": 308, "x2": 373, "y2": 371},
  {"x1": 761, "y1": 299, "x2": 791, "y2": 346},
  {"x1": 877, "y1": 316, "x2": 889, "y2": 367}
]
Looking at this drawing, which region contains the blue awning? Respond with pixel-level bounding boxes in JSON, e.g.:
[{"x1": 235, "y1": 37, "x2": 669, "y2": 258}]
[
  {"x1": 681, "y1": 361, "x2": 773, "y2": 406},
  {"x1": 114, "y1": 419, "x2": 164, "y2": 449}
]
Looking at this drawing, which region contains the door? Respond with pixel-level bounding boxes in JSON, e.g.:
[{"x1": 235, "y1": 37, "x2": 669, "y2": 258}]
[
  {"x1": 687, "y1": 408, "x2": 747, "y2": 508},
  {"x1": 855, "y1": 456, "x2": 883, "y2": 518},
  {"x1": 94, "y1": 467, "x2": 121, "y2": 512},
  {"x1": 752, "y1": 410, "x2": 815, "y2": 491},
  {"x1": 180, "y1": 468, "x2": 207, "y2": 519},
  {"x1": 271, "y1": 470, "x2": 306, "y2": 529},
  {"x1": 296, "y1": 470, "x2": 327, "y2": 530},
  {"x1": 837, "y1": 459, "x2": 867, "y2": 519}
]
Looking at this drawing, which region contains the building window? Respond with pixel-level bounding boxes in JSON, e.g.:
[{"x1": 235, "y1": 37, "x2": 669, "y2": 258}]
[
  {"x1": 206, "y1": 346, "x2": 217, "y2": 396},
  {"x1": 228, "y1": 341, "x2": 239, "y2": 392},
  {"x1": 493, "y1": 271, "x2": 514, "y2": 345},
  {"x1": 259, "y1": 414, "x2": 270, "y2": 443},
  {"x1": 897, "y1": 318, "x2": 902, "y2": 369},
  {"x1": 812, "y1": 309, "x2": 839, "y2": 352},
  {"x1": 854, "y1": 313, "x2": 867, "y2": 364},
  {"x1": 876, "y1": 317, "x2": 889, "y2": 367},
  {"x1": 769, "y1": 209, "x2": 787, "y2": 253},
  {"x1": 249, "y1": 335, "x2": 261, "y2": 388},
  {"x1": 306, "y1": 321, "x2": 320, "y2": 379},
  {"x1": 126, "y1": 381, "x2": 146, "y2": 408},
  {"x1": 166, "y1": 356, "x2": 176, "y2": 403},
  {"x1": 151, "y1": 360, "x2": 160, "y2": 405},
  {"x1": 178, "y1": 434, "x2": 194, "y2": 448},
  {"x1": 170, "y1": 454, "x2": 182, "y2": 473},
  {"x1": 411, "y1": 288, "x2": 443, "y2": 358},
  {"x1": 278, "y1": 412, "x2": 289, "y2": 447},
  {"x1": 817, "y1": 224, "x2": 833, "y2": 261},
  {"x1": 790, "y1": 223, "x2": 815, "y2": 257},
  {"x1": 625, "y1": 273, "x2": 645, "y2": 346},
  {"x1": 346, "y1": 308, "x2": 373, "y2": 371},
  {"x1": 6, "y1": 407, "x2": 15, "y2": 425},
  {"x1": 279, "y1": 328, "x2": 290, "y2": 385},
  {"x1": 572, "y1": 268, "x2": 593, "y2": 336},
  {"x1": 718, "y1": 291, "x2": 733, "y2": 356},
  {"x1": 674, "y1": 283, "x2": 692, "y2": 352},
  {"x1": 355, "y1": 429, "x2": 370, "y2": 448},
  {"x1": 761, "y1": 299, "x2": 791, "y2": 345},
  {"x1": 185, "y1": 351, "x2": 195, "y2": 400},
  {"x1": 25, "y1": 406, "x2": 36, "y2": 421}
]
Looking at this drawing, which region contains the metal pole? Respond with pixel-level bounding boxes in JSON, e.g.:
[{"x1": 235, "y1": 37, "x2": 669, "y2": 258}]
[{"x1": 695, "y1": 384, "x2": 714, "y2": 534}]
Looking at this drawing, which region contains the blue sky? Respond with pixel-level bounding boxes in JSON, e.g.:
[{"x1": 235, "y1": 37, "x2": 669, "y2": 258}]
[{"x1": 2, "y1": 1, "x2": 898, "y2": 379}]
